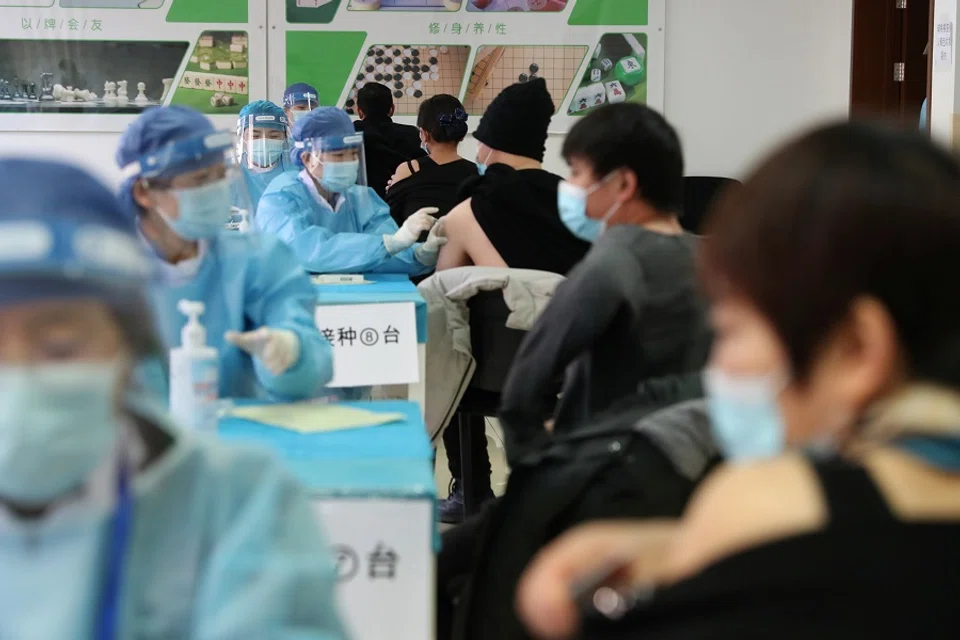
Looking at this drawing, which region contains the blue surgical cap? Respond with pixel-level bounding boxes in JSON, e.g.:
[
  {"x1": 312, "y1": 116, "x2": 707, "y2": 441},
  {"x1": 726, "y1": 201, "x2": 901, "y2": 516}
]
[
  {"x1": 116, "y1": 106, "x2": 221, "y2": 219},
  {"x1": 289, "y1": 107, "x2": 357, "y2": 167},
  {"x1": 283, "y1": 83, "x2": 320, "y2": 108},
  {"x1": 0, "y1": 159, "x2": 151, "y2": 305},
  {"x1": 239, "y1": 100, "x2": 288, "y2": 133}
]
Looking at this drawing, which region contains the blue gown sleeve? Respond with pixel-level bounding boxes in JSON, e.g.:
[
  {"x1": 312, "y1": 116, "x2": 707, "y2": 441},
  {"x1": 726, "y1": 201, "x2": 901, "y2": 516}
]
[
  {"x1": 257, "y1": 187, "x2": 432, "y2": 276},
  {"x1": 243, "y1": 235, "x2": 334, "y2": 400},
  {"x1": 352, "y1": 188, "x2": 433, "y2": 276},
  {"x1": 193, "y1": 451, "x2": 347, "y2": 639}
]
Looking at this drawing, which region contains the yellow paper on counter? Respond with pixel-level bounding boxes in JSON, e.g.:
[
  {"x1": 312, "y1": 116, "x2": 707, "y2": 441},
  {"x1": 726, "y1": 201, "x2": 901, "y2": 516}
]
[{"x1": 230, "y1": 403, "x2": 404, "y2": 434}]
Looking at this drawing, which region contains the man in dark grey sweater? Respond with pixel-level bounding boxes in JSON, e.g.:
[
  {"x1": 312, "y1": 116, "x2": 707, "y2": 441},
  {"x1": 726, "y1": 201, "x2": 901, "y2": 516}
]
[{"x1": 499, "y1": 103, "x2": 711, "y2": 462}]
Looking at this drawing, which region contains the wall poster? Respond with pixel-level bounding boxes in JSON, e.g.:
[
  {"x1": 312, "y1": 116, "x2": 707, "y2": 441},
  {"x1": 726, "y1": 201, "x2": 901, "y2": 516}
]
[
  {"x1": 0, "y1": 0, "x2": 266, "y2": 132},
  {"x1": 0, "y1": 0, "x2": 662, "y2": 134},
  {"x1": 275, "y1": 0, "x2": 664, "y2": 133}
]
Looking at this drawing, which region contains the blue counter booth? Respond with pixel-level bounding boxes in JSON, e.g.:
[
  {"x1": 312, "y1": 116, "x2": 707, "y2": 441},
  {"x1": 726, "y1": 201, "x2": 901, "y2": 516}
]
[{"x1": 217, "y1": 274, "x2": 435, "y2": 639}]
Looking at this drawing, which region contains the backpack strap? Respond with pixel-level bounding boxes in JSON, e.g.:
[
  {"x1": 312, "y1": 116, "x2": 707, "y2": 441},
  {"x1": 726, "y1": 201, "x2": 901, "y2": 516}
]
[{"x1": 809, "y1": 456, "x2": 894, "y2": 526}]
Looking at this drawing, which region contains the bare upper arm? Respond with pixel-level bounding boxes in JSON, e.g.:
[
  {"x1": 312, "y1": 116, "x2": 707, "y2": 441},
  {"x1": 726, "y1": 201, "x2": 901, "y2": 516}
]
[
  {"x1": 661, "y1": 455, "x2": 827, "y2": 583},
  {"x1": 437, "y1": 198, "x2": 508, "y2": 271},
  {"x1": 387, "y1": 160, "x2": 416, "y2": 190}
]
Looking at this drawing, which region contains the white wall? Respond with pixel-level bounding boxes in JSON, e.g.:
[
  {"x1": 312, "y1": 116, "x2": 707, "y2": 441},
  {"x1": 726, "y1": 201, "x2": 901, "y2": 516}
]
[
  {"x1": 930, "y1": 0, "x2": 957, "y2": 146},
  {"x1": 0, "y1": 0, "x2": 853, "y2": 187}
]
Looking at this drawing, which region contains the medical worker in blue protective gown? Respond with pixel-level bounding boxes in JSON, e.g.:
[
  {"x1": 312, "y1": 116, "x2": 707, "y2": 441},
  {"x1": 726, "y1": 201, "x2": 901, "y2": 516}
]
[
  {"x1": 0, "y1": 158, "x2": 346, "y2": 640},
  {"x1": 235, "y1": 100, "x2": 292, "y2": 210},
  {"x1": 256, "y1": 107, "x2": 447, "y2": 274},
  {"x1": 117, "y1": 105, "x2": 333, "y2": 401},
  {"x1": 283, "y1": 82, "x2": 320, "y2": 126}
]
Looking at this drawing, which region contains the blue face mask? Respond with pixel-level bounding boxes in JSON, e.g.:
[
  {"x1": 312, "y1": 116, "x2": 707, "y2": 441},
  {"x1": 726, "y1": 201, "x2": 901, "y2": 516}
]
[
  {"x1": 160, "y1": 178, "x2": 232, "y2": 240},
  {"x1": 320, "y1": 159, "x2": 360, "y2": 193},
  {"x1": 557, "y1": 178, "x2": 621, "y2": 243},
  {"x1": 703, "y1": 368, "x2": 787, "y2": 462},
  {"x1": 249, "y1": 138, "x2": 285, "y2": 169},
  {"x1": 0, "y1": 362, "x2": 120, "y2": 504},
  {"x1": 476, "y1": 147, "x2": 492, "y2": 176}
]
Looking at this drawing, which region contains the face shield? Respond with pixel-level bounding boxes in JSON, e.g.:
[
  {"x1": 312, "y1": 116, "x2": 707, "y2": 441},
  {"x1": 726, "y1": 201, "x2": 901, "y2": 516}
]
[
  {"x1": 121, "y1": 130, "x2": 253, "y2": 240},
  {"x1": 237, "y1": 114, "x2": 291, "y2": 173},
  {"x1": 296, "y1": 132, "x2": 368, "y2": 194},
  {"x1": 284, "y1": 92, "x2": 320, "y2": 125}
]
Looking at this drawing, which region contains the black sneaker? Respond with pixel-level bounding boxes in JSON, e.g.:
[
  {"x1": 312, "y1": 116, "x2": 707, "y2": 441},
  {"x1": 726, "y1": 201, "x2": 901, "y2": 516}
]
[{"x1": 438, "y1": 480, "x2": 495, "y2": 525}]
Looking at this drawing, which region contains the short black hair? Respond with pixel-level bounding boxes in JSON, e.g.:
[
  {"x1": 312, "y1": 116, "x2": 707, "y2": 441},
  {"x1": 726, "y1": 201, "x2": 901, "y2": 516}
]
[
  {"x1": 703, "y1": 121, "x2": 960, "y2": 385},
  {"x1": 357, "y1": 83, "x2": 394, "y2": 119},
  {"x1": 562, "y1": 103, "x2": 684, "y2": 214},
  {"x1": 417, "y1": 94, "x2": 468, "y2": 144}
]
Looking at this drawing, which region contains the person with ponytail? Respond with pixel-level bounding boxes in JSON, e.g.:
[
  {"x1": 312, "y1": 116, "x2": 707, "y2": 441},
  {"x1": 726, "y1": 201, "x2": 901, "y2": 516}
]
[{"x1": 385, "y1": 94, "x2": 478, "y2": 227}]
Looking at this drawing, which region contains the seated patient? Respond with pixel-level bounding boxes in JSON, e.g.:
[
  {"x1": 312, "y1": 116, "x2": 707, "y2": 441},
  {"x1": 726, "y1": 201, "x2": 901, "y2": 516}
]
[
  {"x1": 0, "y1": 159, "x2": 345, "y2": 639},
  {"x1": 117, "y1": 106, "x2": 333, "y2": 402},
  {"x1": 518, "y1": 122, "x2": 960, "y2": 640},
  {"x1": 353, "y1": 82, "x2": 427, "y2": 199},
  {"x1": 437, "y1": 78, "x2": 590, "y2": 274},
  {"x1": 256, "y1": 107, "x2": 446, "y2": 275},
  {"x1": 500, "y1": 103, "x2": 709, "y2": 457},
  {"x1": 386, "y1": 94, "x2": 478, "y2": 227}
]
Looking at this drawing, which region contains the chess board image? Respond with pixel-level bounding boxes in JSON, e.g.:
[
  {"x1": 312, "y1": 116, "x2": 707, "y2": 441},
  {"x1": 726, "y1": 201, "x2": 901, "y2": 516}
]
[
  {"x1": 344, "y1": 44, "x2": 470, "y2": 117},
  {"x1": 466, "y1": 0, "x2": 567, "y2": 12},
  {"x1": 464, "y1": 45, "x2": 587, "y2": 115},
  {"x1": 348, "y1": 0, "x2": 462, "y2": 10},
  {"x1": 567, "y1": 33, "x2": 647, "y2": 116}
]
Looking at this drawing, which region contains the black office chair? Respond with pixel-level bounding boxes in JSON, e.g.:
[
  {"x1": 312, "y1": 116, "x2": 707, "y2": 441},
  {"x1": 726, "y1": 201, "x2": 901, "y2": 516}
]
[
  {"x1": 682, "y1": 176, "x2": 741, "y2": 234},
  {"x1": 452, "y1": 290, "x2": 559, "y2": 517}
]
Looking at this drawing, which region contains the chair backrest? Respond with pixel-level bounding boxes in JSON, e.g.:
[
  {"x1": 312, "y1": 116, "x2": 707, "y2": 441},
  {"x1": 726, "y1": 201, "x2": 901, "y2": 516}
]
[
  {"x1": 467, "y1": 290, "x2": 528, "y2": 393},
  {"x1": 682, "y1": 176, "x2": 741, "y2": 234}
]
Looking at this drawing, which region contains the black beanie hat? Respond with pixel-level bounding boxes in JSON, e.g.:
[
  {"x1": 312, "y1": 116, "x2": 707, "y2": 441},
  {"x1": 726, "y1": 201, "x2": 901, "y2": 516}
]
[{"x1": 474, "y1": 78, "x2": 554, "y2": 162}]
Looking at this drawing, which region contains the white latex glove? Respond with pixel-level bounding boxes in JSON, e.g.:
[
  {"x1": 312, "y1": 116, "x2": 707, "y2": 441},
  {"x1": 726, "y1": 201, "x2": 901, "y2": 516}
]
[
  {"x1": 225, "y1": 328, "x2": 300, "y2": 376},
  {"x1": 383, "y1": 207, "x2": 438, "y2": 255},
  {"x1": 414, "y1": 218, "x2": 448, "y2": 267}
]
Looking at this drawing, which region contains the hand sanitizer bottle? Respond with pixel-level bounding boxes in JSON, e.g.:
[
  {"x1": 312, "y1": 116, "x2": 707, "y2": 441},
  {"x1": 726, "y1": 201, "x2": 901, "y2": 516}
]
[{"x1": 169, "y1": 300, "x2": 220, "y2": 433}]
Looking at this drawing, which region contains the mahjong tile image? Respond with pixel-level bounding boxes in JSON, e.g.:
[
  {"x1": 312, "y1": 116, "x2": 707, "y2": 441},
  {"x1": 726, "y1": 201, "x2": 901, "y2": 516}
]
[
  {"x1": 464, "y1": 45, "x2": 588, "y2": 115},
  {"x1": 466, "y1": 0, "x2": 567, "y2": 12},
  {"x1": 344, "y1": 45, "x2": 470, "y2": 116},
  {"x1": 348, "y1": 0, "x2": 462, "y2": 11},
  {"x1": 568, "y1": 33, "x2": 648, "y2": 116},
  {"x1": 288, "y1": 0, "x2": 343, "y2": 24}
]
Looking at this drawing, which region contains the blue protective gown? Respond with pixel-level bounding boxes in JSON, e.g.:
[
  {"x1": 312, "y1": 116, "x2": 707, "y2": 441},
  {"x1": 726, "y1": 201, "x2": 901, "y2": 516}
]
[
  {"x1": 255, "y1": 170, "x2": 433, "y2": 275},
  {"x1": 0, "y1": 397, "x2": 346, "y2": 639},
  {"x1": 241, "y1": 163, "x2": 287, "y2": 212},
  {"x1": 144, "y1": 231, "x2": 333, "y2": 401}
]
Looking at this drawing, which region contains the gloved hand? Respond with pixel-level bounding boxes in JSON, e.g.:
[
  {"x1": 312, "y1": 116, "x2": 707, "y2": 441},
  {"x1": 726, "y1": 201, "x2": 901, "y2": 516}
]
[
  {"x1": 414, "y1": 218, "x2": 448, "y2": 267},
  {"x1": 383, "y1": 207, "x2": 438, "y2": 255},
  {"x1": 225, "y1": 328, "x2": 301, "y2": 376}
]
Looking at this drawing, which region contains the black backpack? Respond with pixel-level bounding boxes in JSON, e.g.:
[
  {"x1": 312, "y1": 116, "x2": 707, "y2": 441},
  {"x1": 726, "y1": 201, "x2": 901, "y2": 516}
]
[{"x1": 448, "y1": 378, "x2": 718, "y2": 640}]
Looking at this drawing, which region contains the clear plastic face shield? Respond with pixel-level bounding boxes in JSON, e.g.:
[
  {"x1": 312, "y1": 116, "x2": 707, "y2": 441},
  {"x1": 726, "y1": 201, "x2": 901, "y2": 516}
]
[
  {"x1": 296, "y1": 133, "x2": 368, "y2": 195},
  {"x1": 237, "y1": 114, "x2": 291, "y2": 173},
  {"x1": 122, "y1": 130, "x2": 253, "y2": 240},
  {"x1": 283, "y1": 92, "x2": 320, "y2": 125}
]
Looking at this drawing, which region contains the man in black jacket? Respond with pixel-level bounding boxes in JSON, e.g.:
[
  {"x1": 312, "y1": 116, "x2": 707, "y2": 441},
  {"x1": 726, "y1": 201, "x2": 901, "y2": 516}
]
[{"x1": 353, "y1": 83, "x2": 426, "y2": 199}]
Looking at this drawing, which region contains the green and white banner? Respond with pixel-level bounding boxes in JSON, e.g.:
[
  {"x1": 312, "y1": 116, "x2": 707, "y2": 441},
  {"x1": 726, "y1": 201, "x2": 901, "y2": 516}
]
[{"x1": 0, "y1": 0, "x2": 661, "y2": 133}]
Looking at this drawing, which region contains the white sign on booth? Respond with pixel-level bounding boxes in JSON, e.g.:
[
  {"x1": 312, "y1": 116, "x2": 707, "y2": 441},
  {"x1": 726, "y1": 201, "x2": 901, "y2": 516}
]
[
  {"x1": 314, "y1": 498, "x2": 434, "y2": 640},
  {"x1": 315, "y1": 302, "x2": 419, "y2": 388},
  {"x1": 935, "y1": 15, "x2": 954, "y2": 71}
]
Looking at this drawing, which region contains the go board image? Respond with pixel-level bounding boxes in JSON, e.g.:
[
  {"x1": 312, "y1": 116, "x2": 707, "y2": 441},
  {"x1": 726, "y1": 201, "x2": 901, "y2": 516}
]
[
  {"x1": 173, "y1": 31, "x2": 250, "y2": 115},
  {"x1": 467, "y1": 0, "x2": 568, "y2": 12},
  {"x1": 568, "y1": 33, "x2": 647, "y2": 116},
  {"x1": 344, "y1": 44, "x2": 470, "y2": 117},
  {"x1": 348, "y1": 0, "x2": 463, "y2": 10},
  {"x1": 464, "y1": 45, "x2": 588, "y2": 115},
  {"x1": 289, "y1": 0, "x2": 344, "y2": 24}
]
